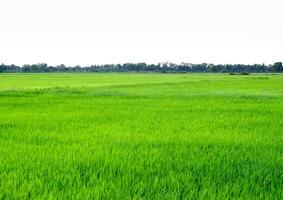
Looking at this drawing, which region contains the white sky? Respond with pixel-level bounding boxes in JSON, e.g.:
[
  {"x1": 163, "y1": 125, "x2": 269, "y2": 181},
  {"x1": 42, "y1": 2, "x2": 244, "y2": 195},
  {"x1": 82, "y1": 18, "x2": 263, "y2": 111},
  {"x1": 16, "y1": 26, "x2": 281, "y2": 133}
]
[{"x1": 0, "y1": 0, "x2": 282, "y2": 66}]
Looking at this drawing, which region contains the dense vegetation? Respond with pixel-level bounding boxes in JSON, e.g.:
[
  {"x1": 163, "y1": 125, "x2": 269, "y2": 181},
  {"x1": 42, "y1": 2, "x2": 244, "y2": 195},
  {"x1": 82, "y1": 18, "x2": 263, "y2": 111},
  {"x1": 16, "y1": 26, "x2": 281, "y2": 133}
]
[
  {"x1": 0, "y1": 62, "x2": 282, "y2": 73},
  {"x1": 0, "y1": 73, "x2": 283, "y2": 199}
]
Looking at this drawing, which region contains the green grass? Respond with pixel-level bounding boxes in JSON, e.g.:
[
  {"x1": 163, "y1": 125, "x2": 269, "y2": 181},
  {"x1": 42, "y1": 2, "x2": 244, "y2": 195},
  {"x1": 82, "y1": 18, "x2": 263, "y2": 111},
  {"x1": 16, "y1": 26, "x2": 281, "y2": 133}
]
[{"x1": 0, "y1": 73, "x2": 283, "y2": 199}]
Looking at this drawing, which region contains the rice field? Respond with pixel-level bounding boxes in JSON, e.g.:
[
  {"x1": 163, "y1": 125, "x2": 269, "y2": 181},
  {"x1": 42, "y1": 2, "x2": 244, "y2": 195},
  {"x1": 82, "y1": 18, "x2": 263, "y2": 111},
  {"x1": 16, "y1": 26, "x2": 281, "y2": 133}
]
[{"x1": 0, "y1": 73, "x2": 283, "y2": 199}]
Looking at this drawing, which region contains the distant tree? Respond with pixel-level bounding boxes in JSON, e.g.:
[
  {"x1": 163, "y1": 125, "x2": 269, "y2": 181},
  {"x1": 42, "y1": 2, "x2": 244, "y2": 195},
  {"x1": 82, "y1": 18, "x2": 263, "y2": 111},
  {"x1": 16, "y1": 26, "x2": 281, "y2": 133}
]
[
  {"x1": 22, "y1": 64, "x2": 32, "y2": 72},
  {"x1": 208, "y1": 64, "x2": 222, "y2": 73},
  {"x1": 0, "y1": 63, "x2": 5, "y2": 73},
  {"x1": 57, "y1": 64, "x2": 66, "y2": 72},
  {"x1": 0, "y1": 62, "x2": 280, "y2": 73},
  {"x1": 30, "y1": 63, "x2": 48, "y2": 72},
  {"x1": 73, "y1": 65, "x2": 82, "y2": 72},
  {"x1": 271, "y1": 62, "x2": 282, "y2": 72}
]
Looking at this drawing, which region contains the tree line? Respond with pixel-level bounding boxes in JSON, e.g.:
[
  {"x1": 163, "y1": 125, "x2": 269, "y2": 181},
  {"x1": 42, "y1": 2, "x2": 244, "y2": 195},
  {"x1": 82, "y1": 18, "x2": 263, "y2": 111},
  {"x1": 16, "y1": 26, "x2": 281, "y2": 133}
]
[{"x1": 0, "y1": 62, "x2": 282, "y2": 73}]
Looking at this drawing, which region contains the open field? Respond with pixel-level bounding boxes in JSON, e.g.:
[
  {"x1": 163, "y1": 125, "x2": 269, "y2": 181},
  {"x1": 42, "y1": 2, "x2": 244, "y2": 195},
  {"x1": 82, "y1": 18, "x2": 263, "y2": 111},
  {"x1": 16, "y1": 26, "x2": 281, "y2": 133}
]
[{"x1": 0, "y1": 73, "x2": 283, "y2": 199}]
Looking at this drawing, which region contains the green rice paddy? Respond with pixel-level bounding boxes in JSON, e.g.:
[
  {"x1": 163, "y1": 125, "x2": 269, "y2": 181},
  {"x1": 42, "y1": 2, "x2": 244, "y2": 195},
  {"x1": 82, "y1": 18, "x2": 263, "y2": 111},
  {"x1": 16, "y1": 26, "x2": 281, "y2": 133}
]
[{"x1": 0, "y1": 73, "x2": 283, "y2": 199}]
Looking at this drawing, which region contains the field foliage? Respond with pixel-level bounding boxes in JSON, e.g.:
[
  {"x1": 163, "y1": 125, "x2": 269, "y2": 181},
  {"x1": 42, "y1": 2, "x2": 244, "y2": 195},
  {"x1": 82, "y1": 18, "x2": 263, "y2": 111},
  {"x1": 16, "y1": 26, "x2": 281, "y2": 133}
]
[{"x1": 0, "y1": 73, "x2": 283, "y2": 199}]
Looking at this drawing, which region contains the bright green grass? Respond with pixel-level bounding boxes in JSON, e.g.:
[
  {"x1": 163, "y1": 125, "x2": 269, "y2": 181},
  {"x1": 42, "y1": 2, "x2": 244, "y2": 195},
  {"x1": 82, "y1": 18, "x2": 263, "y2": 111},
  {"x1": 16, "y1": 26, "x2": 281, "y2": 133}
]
[{"x1": 0, "y1": 73, "x2": 283, "y2": 199}]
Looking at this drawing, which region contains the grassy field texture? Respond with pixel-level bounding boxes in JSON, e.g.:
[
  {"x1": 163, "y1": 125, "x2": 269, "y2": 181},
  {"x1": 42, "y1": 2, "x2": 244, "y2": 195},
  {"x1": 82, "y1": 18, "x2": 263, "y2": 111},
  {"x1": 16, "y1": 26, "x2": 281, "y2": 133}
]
[{"x1": 0, "y1": 73, "x2": 283, "y2": 199}]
